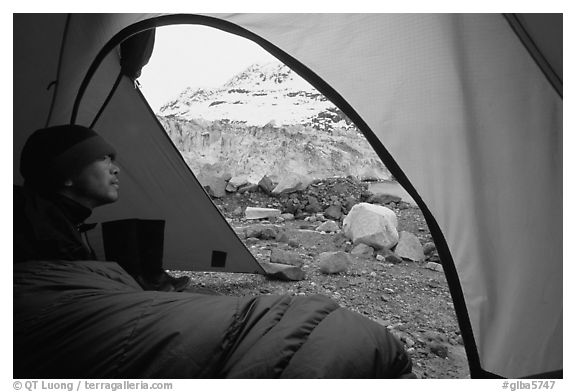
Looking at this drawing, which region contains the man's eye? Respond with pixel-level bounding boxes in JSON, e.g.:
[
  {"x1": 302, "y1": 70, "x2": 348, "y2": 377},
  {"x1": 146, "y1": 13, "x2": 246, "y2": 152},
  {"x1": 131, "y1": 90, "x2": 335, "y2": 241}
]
[{"x1": 98, "y1": 156, "x2": 113, "y2": 165}]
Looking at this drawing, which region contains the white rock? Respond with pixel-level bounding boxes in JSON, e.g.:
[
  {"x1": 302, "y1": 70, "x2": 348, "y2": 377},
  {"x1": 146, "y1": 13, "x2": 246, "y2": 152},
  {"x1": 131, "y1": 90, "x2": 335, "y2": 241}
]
[
  {"x1": 228, "y1": 175, "x2": 249, "y2": 188},
  {"x1": 425, "y1": 262, "x2": 444, "y2": 272},
  {"x1": 272, "y1": 173, "x2": 314, "y2": 194},
  {"x1": 395, "y1": 231, "x2": 425, "y2": 262},
  {"x1": 316, "y1": 220, "x2": 340, "y2": 233},
  {"x1": 245, "y1": 207, "x2": 281, "y2": 220},
  {"x1": 225, "y1": 182, "x2": 237, "y2": 192},
  {"x1": 342, "y1": 203, "x2": 399, "y2": 250}
]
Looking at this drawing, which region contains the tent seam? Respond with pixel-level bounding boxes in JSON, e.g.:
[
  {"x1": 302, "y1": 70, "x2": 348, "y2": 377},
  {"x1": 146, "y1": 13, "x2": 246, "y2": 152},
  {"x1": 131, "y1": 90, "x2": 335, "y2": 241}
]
[{"x1": 44, "y1": 13, "x2": 71, "y2": 127}]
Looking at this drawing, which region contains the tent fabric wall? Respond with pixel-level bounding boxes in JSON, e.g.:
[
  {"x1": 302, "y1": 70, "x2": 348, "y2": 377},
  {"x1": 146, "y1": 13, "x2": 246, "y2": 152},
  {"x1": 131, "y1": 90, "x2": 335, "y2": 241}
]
[
  {"x1": 12, "y1": 13, "x2": 561, "y2": 379},
  {"x1": 210, "y1": 14, "x2": 562, "y2": 378},
  {"x1": 13, "y1": 14, "x2": 68, "y2": 170}
]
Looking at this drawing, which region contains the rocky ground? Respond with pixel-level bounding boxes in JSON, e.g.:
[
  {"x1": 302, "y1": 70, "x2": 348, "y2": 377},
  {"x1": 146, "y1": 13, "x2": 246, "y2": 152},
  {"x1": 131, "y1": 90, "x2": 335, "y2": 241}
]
[{"x1": 170, "y1": 177, "x2": 470, "y2": 379}]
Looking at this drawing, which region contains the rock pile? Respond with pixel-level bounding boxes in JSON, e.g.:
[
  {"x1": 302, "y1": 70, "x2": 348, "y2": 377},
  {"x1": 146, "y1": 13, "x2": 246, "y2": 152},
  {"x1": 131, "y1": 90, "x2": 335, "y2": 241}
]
[
  {"x1": 204, "y1": 172, "x2": 408, "y2": 219},
  {"x1": 215, "y1": 174, "x2": 440, "y2": 281}
]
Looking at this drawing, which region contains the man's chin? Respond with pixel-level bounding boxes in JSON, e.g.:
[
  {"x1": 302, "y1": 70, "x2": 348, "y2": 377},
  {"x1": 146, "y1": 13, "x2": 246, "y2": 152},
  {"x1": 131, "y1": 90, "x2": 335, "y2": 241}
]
[{"x1": 98, "y1": 192, "x2": 119, "y2": 206}]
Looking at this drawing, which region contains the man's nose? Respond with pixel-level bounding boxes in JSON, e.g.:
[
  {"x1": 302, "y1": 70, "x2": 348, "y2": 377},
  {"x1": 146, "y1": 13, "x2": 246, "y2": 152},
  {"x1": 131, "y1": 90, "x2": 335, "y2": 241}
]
[{"x1": 111, "y1": 162, "x2": 120, "y2": 175}]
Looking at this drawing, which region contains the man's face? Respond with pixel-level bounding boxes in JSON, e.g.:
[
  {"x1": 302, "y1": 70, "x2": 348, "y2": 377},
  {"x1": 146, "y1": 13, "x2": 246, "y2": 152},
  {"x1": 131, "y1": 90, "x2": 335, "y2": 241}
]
[{"x1": 66, "y1": 155, "x2": 120, "y2": 208}]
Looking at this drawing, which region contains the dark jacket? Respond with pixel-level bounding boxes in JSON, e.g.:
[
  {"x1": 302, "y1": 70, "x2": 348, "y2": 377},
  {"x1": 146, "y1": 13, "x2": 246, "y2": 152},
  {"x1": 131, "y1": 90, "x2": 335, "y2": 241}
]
[{"x1": 13, "y1": 185, "x2": 95, "y2": 263}]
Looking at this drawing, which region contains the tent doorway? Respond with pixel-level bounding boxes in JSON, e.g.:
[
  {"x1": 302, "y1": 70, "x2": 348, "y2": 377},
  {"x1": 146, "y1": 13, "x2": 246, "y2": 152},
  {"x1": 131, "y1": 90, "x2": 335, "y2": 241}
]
[{"x1": 136, "y1": 24, "x2": 468, "y2": 379}]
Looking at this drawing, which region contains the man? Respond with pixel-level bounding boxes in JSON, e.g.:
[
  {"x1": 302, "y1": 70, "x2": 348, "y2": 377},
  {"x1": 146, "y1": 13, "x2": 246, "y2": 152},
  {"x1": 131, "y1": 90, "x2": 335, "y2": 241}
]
[{"x1": 14, "y1": 124, "x2": 189, "y2": 291}]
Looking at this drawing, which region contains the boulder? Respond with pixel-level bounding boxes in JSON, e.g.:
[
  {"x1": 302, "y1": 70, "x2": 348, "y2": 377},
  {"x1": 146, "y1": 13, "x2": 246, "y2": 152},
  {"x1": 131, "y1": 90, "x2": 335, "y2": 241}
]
[
  {"x1": 272, "y1": 173, "x2": 314, "y2": 195},
  {"x1": 316, "y1": 220, "x2": 340, "y2": 233},
  {"x1": 385, "y1": 254, "x2": 403, "y2": 264},
  {"x1": 280, "y1": 213, "x2": 295, "y2": 221},
  {"x1": 276, "y1": 232, "x2": 290, "y2": 243},
  {"x1": 288, "y1": 239, "x2": 300, "y2": 248},
  {"x1": 260, "y1": 262, "x2": 306, "y2": 281},
  {"x1": 429, "y1": 342, "x2": 449, "y2": 358},
  {"x1": 324, "y1": 204, "x2": 342, "y2": 220},
  {"x1": 277, "y1": 233, "x2": 300, "y2": 249},
  {"x1": 360, "y1": 191, "x2": 373, "y2": 202},
  {"x1": 258, "y1": 175, "x2": 275, "y2": 194},
  {"x1": 317, "y1": 251, "x2": 351, "y2": 274},
  {"x1": 425, "y1": 262, "x2": 444, "y2": 272},
  {"x1": 367, "y1": 193, "x2": 402, "y2": 205},
  {"x1": 245, "y1": 207, "x2": 281, "y2": 220},
  {"x1": 305, "y1": 196, "x2": 322, "y2": 213},
  {"x1": 238, "y1": 183, "x2": 259, "y2": 194},
  {"x1": 270, "y1": 248, "x2": 303, "y2": 267},
  {"x1": 282, "y1": 199, "x2": 299, "y2": 214},
  {"x1": 423, "y1": 242, "x2": 437, "y2": 256},
  {"x1": 198, "y1": 174, "x2": 227, "y2": 198},
  {"x1": 225, "y1": 182, "x2": 238, "y2": 193},
  {"x1": 308, "y1": 195, "x2": 319, "y2": 205},
  {"x1": 394, "y1": 231, "x2": 425, "y2": 262},
  {"x1": 315, "y1": 213, "x2": 327, "y2": 222},
  {"x1": 228, "y1": 175, "x2": 249, "y2": 189},
  {"x1": 245, "y1": 237, "x2": 259, "y2": 245},
  {"x1": 342, "y1": 203, "x2": 399, "y2": 250},
  {"x1": 423, "y1": 331, "x2": 447, "y2": 343},
  {"x1": 245, "y1": 225, "x2": 278, "y2": 240},
  {"x1": 428, "y1": 254, "x2": 441, "y2": 263},
  {"x1": 350, "y1": 243, "x2": 375, "y2": 257}
]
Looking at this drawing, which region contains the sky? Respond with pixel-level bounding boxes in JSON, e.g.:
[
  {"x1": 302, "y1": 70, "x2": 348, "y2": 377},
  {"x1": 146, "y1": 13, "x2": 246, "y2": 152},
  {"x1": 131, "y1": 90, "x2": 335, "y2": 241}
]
[{"x1": 138, "y1": 24, "x2": 278, "y2": 113}]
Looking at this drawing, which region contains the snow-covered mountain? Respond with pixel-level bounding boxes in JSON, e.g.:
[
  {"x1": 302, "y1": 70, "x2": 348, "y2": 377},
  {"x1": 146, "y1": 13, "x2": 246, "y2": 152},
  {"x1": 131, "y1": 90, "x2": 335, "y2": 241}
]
[{"x1": 157, "y1": 62, "x2": 390, "y2": 182}]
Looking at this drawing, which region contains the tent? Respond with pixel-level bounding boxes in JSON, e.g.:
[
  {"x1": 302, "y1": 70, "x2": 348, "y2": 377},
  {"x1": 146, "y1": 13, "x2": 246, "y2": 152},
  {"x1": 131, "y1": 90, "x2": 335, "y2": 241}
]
[{"x1": 13, "y1": 13, "x2": 562, "y2": 379}]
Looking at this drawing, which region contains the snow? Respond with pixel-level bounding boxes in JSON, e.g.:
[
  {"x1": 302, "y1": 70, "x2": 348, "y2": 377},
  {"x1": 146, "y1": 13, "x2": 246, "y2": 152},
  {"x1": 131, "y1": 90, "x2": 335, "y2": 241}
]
[{"x1": 158, "y1": 61, "x2": 341, "y2": 127}]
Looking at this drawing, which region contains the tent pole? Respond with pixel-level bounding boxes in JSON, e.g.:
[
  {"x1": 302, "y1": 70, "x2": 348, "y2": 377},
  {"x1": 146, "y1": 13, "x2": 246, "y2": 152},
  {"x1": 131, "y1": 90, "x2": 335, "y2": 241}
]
[
  {"x1": 503, "y1": 13, "x2": 562, "y2": 98},
  {"x1": 44, "y1": 13, "x2": 71, "y2": 128}
]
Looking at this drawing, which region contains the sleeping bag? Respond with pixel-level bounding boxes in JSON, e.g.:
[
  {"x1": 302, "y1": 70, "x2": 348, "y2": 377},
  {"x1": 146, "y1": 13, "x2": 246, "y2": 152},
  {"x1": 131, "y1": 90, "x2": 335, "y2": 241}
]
[{"x1": 13, "y1": 260, "x2": 415, "y2": 378}]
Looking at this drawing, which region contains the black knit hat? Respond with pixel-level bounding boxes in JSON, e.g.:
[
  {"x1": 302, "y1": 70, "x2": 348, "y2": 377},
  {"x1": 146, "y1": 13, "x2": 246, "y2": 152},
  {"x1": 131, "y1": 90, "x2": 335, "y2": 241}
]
[{"x1": 20, "y1": 124, "x2": 116, "y2": 188}]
